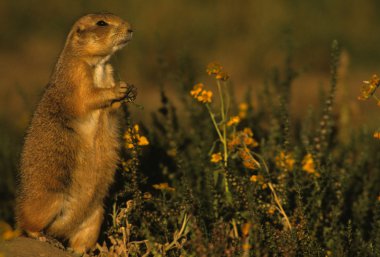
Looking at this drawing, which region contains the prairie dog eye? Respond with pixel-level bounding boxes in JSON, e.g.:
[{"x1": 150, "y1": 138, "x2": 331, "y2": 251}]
[{"x1": 96, "y1": 20, "x2": 108, "y2": 26}]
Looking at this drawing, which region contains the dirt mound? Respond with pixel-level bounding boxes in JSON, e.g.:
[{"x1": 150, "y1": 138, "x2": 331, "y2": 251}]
[{"x1": 0, "y1": 237, "x2": 75, "y2": 257}]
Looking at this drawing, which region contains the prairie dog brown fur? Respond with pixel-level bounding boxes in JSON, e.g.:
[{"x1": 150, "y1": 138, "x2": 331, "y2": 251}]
[{"x1": 16, "y1": 13, "x2": 135, "y2": 253}]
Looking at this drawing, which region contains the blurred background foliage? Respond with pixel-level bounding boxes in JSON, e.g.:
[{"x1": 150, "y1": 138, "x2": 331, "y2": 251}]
[
  {"x1": 1, "y1": 0, "x2": 380, "y2": 131},
  {"x1": 0, "y1": 0, "x2": 380, "y2": 224}
]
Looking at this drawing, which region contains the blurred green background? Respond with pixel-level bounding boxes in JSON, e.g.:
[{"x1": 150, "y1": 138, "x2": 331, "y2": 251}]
[
  {"x1": 1, "y1": 0, "x2": 380, "y2": 222},
  {"x1": 1, "y1": 0, "x2": 380, "y2": 133}
]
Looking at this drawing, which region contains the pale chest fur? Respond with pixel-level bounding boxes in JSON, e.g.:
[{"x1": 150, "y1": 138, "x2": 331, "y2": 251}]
[
  {"x1": 93, "y1": 59, "x2": 115, "y2": 89},
  {"x1": 76, "y1": 60, "x2": 115, "y2": 144}
]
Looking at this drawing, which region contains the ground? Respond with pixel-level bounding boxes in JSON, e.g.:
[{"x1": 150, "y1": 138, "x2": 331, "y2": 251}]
[{"x1": 0, "y1": 237, "x2": 75, "y2": 257}]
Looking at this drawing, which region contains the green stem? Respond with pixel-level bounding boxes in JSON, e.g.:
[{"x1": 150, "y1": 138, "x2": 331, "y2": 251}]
[
  {"x1": 205, "y1": 103, "x2": 230, "y2": 194},
  {"x1": 216, "y1": 81, "x2": 231, "y2": 196},
  {"x1": 250, "y1": 151, "x2": 292, "y2": 230},
  {"x1": 217, "y1": 80, "x2": 228, "y2": 167},
  {"x1": 164, "y1": 213, "x2": 189, "y2": 252},
  {"x1": 206, "y1": 104, "x2": 224, "y2": 143},
  {"x1": 217, "y1": 80, "x2": 226, "y2": 120}
]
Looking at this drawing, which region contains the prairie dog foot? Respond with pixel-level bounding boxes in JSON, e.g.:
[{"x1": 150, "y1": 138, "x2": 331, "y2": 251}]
[
  {"x1": 25, "y1": 230, "x2": 42, "y2": 239},
  {"x1": 69, "y1": 207, "x2": 103, "y2": 254},
  {"x1": 26, "y1": 230, "x2": 65, "y2": 250}
]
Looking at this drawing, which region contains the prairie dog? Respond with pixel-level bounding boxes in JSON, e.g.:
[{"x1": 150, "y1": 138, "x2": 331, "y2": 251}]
[{"x1": 15, "y1": 13, "x2": 135, "y2": 253}]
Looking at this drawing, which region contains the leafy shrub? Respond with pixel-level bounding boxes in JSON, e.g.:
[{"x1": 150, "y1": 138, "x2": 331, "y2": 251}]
[{"x1": 93, "y1": 41, "x2": 380, "y2": 256}]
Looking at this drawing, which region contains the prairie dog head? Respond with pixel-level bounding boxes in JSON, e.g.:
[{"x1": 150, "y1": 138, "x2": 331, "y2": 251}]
[{"x1": 65, "y1": 13, "x2": 133, "y2": 60}]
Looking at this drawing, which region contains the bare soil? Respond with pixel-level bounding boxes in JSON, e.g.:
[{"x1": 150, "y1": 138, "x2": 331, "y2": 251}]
[{"x1": 0, "y1": 237, "x2": 76, "y2": 257}]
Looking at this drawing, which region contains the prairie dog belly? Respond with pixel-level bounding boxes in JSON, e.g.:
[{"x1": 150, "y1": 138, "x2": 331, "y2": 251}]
[
  {"x1": 74, "y1": 109, "x2": 119, "y2": 194},
  {"x1": 48, "y1": 110, "x2": 119, "y2": 236}
]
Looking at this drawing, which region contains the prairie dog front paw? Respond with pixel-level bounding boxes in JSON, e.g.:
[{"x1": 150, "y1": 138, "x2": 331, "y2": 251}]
[
  {"x1": 124, "y1": 83, "x2": 137, "y2": 103},
  {"x1": 113, "y1": 82, "x2": 137, "y2": 102},
  {"x1": 114, "y1": 81, "x2": 129, "y2": 100}
]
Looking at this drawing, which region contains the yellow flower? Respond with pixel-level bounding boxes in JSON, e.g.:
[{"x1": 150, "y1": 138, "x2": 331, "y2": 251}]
[
  {"x1": 228, "y1": 128, "x2": 259, "y2": 151},
  {"x1": 190, "y1": 83, "x2": 204, "y2": 97},
  {"x1": 228, "y1": 135, "x2": 240, "y2": 150},
  {"x1": 358, "y1": 74, "x2": 380, "y2": 100},
  {"x1": 243, "y1": 127, "x2": 253, "y2": 137},
  {"x1": 242, "y1": 243, "x2": 251, "y2": 251},
  {"x1": 302, "y1": 154, "x2": 319, "y2": 176},
  {"x1": 124, "y1": 133, "x2": 134, "y2": 149},
  {"x1": 242, "y1": 128, "x2": 258, "y2": 148},
  {"x1": 267, "y1": 205, "x2": 276, "y2": 215},
  {"x1": 2, "y1": 230, "x2": 21, "y2": 240},
  {"x1": 275, "y1": 151, "x2": 295, "y2": 171},
  {"x1": 243, "y1": 137, "x2": 259, "y2": 148},
  {"x1": 138, "y1": 136, "x2": 149, "y2": 146},
  {"x1": 250, "y1": 174, "x2": 264, "y2": 182},
  {"x1": 124, "y1": 124, "x2": 149, "y2": 149},
  {"x1": 374, "y1": 131, "x2": 380, "y2": 139},
  {"x1": 206, "y1": 62, "x2": 223, "y2": 75},
  {"x1": 0, "y1": 221, "x2": 21, "y2": 240},
  {"x1": 196, "y1": 90, "x2": 213, "y2": 103},
  {"x1": 211, "y1": 152, "x2": 223, "y2": 163},
  {"x1": 190, "y1": 83, "x2": 213, "y2": 103},
  {"x1": 239, "y1": 103, "x2": 248, "y2": 112},
  {"x1": 239, "y1": 103, "x2": 248, "y2": 118},
  {"x1": 238, "y1": 148, "x2": 251, "y2": 161},
  {"x1": 153, "y1": 183, "x2": 175, "y2": 191},
  {"x1": 241, "y1": 222, "x2": 251, "y2": 237},
  {"x1": 243, "y1": 160, "x2": 257, "y2": 170},
  {"x1": 239, "y1": 112, "x2": 247, "y2": 119},
  {"x1": 133, "y1": 124, "x2": 140, "y2": 132},
  {"x1": 243, "y1": 137, "x2": 254, "y2": 146},
  {"x1": 250, "y1": 175, "x2": 258, "y2": 182},
  {"x1": 215, "y1": 71, "x2": 229, "y2": 81},
  {"x1": 227, "y1": 116, "x2": 240, "y2": 126}
]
